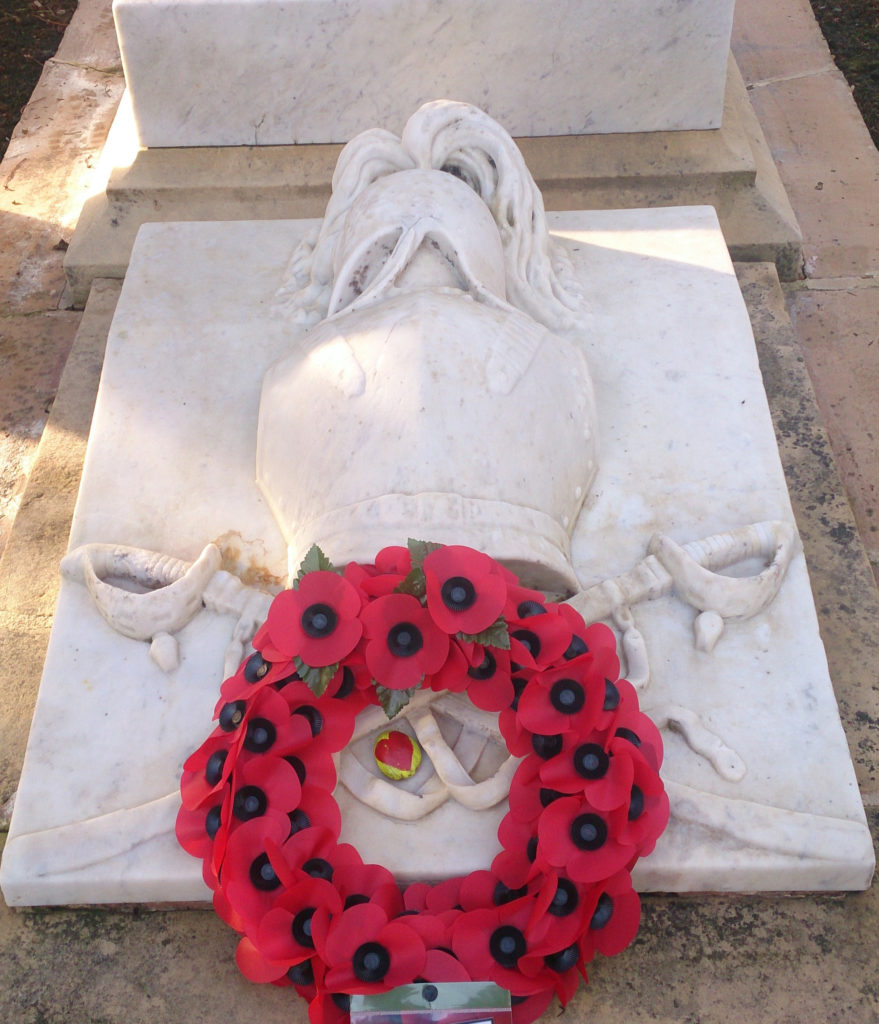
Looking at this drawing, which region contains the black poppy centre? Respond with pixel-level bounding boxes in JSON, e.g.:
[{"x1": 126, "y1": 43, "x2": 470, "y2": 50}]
[
  {"x1": 440, "y1": 575, "x2": 477, "y2": 611},
  {"x1": 570, "y1": 812, "x2": 608, "y2": 851},
  {"x1": 234, "y1": 785, "x2": 267, "y2": 821},
  {"x1": 352, "y1": 941, "x2": 391, "y2": 982},
  {"x1": 590, "y1": 892, "x2": 614, "y2": 930},
  {"x1": 249, "y1": 852, "x2": 280, "y2": 891},
  {"x1": 387, "y1": 622, "x2": 424, "y2": 658},
  {"x1": 468, "y1": 650, "x2": 497, "y2": 680},
  {"x1": 219, "y1": 700, "x2": 246, "y2": 731},
  {"x1": 573, "y1": 743, "x2": 609, "y2": 779},
  {"x1": 292, "y1": 907, "x2": 317, "y2": 948},
  {"x1": 549, "y1": 877, "x2": 579, "y2": 917},
  {"x1": 301, "y1": 602, "x2": 339, "y2": 638},
  {"x1": 205, "y1": 748, "x2": 228, "y2": 785},
  {"x1": 244, "y1": 651, "x2": 271, "y2": 682},
  {"x1": 244, "y1": 717, "x2": 276, "y2": 753},
  {"x1": 489, "y1": 925, "x2": 526, "y2": 968},
  {"x1": 550, "y1": 678, "x2": 586, "y2": 715}
]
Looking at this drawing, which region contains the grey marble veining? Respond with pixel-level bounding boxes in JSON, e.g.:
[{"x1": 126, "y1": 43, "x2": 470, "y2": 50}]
[{"x1": 114, "y1": 0, "x2": 735, "y2": 146}]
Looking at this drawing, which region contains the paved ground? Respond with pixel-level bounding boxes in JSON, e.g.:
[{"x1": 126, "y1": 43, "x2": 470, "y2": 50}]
[{"x1": 0, "y1": 0, "x2": 877, "y2": 1021}]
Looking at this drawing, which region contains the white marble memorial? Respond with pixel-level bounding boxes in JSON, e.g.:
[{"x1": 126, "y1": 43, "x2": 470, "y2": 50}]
[
  {"x1": 0, "y1": 104, "x2": 873, "y2": 905},
  {"x1": 114, "y1": 0, "x2": 735, "y2": 147}
]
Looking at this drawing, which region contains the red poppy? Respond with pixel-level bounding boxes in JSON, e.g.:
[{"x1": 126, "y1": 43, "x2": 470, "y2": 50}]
[
  {"x1": 322, "y1": 659, "x2": 374, "y2": 714},
  {"x1": 235, "y1": 934, "x2": 291, "y2": 984},
  {"x1": 221, "y1": 812, "x2": 293, "y2": 926},
  {"x1": 307, "y1": 986, "x2": 352, "y2": 1024},
  {"x1": 538, "y1": 732, "x2": 635, "y2": 812},
  {"x1": 264, "y1": 571, "x2": 364, "y2": 667},
  {"x1": 507, "y1": 612, "x2": 571, "y2": 671},
  {"x1": 537, "y1": 796, "x2": 635, "y2": 884},
  {"x1": 332, "y1": 862, "x2": 403, "y2": 919},
  {"x1": 220, "y1": 646, "x2": 302, "y2": 703},
  {"x1": 503, "y1": 583, "x2": 555, "y2": 626},
  {"x1": 604, "y1": 688, "x2": 665, "y2": 774},
  {"x1": 578, "y1": 869, "x2": 641, "y2": 959},
  {"x1": 527, "y1": 871, "x2": 589, "y2": 935},
  {"x1": 498, "y1": 673, "x2": 538, "y2": 757},
  {"x1": 426, "y1": 638, "x2": 473, "y2": 694},
  {"x1": 180, "y1": 731, "x2": 236, "y2": 810},
  {"x1": 175, "y1": 784, "x2": 231, "y2": 861},
  {"x1": 281, "y1": 689, "x2": 357, "y2": 756},
  {"x1": 374, "y1": 546, "x2": 412, "y2": 575},
  {"x1": 361, "y1": 593, "x2": 449, "y2": 690},
  {"x1": 608, "y1": 741, "x2": 670, "y2": 855},
  {"x1": 256, "y1": 875, "x2": 343, "y2": 968},
  {"x1": 423, "y1": 545, "x2": 508, "y2": 635},
  {"x1": 450, "y1": 899, "x2": 550, "y2": 996},
  {"x1": 462, "y1": 643, "x2": 515, "y2": 712},
  {"x1": 402, "y1": 909, "x2": 451, "y2": 951},
  {"x1": 320, "y1": 902, "x2": 427, "y2": 993},
  {"x1": 344, "y1": 560, "x2": 406, "y2": 599},
  {"x1": 516, "y1": 659, "x2": 604, "y2": 737},
  {"x1": 507, "y1": 755, "x2": 550, "y2": 824},
  {"x1": 424, "y1": 875, "x2": 463, "y2": 914},
  {"x1": 423, "y1": 947, "x2": 472, "y2": 982},
  {"x1": 459, "y1": 869, "x2": 533, "y2": 912},
  {"x1": 403, "y1": 882, "x2": 431, "y2": 913},
  {"x1": 510, "y1": 988, "x2": 556, "y2": 1024},
  {"x1": 228, "y1": 756, "x2": 303, "y2": 834},
  {"x1": 493, "y1": 814, "x2": 543, "y2": 889},
  {"x1": 229, "y1": 685, "x2": 317, "y2": 763},
  {"x1": 283, "y1": 782, "x2": 343, "y2": 843}
]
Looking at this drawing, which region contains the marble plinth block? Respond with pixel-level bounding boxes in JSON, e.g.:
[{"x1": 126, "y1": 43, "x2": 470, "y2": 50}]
[
  {"x1": 0, "y1": 207, "x2": 873, "y2": 907},
  {"x1": 113, "y1": 0, "x2": 735, "y2": 147}
]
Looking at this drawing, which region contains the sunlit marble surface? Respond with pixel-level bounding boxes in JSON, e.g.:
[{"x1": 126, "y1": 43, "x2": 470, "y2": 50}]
[
  {"x1": 114, "y1": 0, "x2": 735, "y2": 146},
  {"x1": 0, "y1": 207, "x2": 872, "y2": 906}
]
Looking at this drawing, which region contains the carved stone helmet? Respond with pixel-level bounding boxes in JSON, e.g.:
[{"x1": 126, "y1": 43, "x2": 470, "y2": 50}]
[
  {"x1": 326, "y1": 168, "x2": 508, "y2": 316},
  {"x1": 258, "y1": 168, "x2": 598, "y2": 596}
]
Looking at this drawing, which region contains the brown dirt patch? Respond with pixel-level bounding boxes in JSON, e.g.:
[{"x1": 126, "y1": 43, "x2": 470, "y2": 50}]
[{"x1": 1, "y1": 0, "x2": 78, "y2": 157}]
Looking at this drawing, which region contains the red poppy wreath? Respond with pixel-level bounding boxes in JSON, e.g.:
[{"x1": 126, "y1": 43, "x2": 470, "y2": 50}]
[{"x1": 177, "y1": 540, "x2": 669, "y2": 1024}]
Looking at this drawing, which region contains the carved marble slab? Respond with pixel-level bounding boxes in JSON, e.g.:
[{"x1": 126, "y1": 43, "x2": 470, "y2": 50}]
[
  {"x1": 114, "y1": 0, "x2": 735, "y2": 146},
  {"x1": 0, "y1": 207, "x2": 873, "y2": 906}
]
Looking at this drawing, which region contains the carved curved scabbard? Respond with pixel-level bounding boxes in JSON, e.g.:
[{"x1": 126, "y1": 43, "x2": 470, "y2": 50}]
[
  {"x1": 61, "y1": 542, "x2": 222, "y2": 642},
  {"x1": 569, "y1": 520, "x2": 800, "y2": 628},
  {"x1": 647, "y1": 520, "x2": 799, "y2": 620}
]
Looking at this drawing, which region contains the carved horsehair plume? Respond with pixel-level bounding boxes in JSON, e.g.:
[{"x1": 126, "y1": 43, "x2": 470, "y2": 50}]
[{"x1": 275, "y1": 101, "x2": 584, "y2": 331}]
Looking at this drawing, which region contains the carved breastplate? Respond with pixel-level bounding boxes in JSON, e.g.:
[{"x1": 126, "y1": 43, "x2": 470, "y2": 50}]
[{"x1": 257, "y1": 289, "x2": 597, "y2": 594}]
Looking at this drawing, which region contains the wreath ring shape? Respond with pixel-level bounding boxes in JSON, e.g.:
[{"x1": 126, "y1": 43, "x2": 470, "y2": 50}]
[{"x1": 176, "y1": 541, "x2": 669, "y2": 1024}]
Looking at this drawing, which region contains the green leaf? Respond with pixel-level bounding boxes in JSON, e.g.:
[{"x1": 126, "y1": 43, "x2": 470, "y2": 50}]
[
  {"x1": 294, "y1": 656, "x2": 339, "y2": 697},
  {"x1": 458, "y1": 616, "x2": 511, "y2": 650},
  {"x1": 407, "y1": 538, "x2": 443, "y2": 570},
  {"x1": 295, "y1": 544, "x2": 334, "y2": 585},
  {"x1": 374, "y1": 682, "x2": 421, "y2": 719},
  {"x1": 394, "y1": 566, "x2": 427, "y2": 600}
]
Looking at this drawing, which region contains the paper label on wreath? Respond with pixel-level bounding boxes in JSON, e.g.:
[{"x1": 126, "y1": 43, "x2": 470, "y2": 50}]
[{"x1": 351, "y1": 981, "x2": 512, "y2": 1024}]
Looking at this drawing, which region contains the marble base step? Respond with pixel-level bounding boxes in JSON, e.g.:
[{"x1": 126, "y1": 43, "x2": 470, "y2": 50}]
[{"x1": 64, "y1": 60, "x2": 802, "y2": 307}]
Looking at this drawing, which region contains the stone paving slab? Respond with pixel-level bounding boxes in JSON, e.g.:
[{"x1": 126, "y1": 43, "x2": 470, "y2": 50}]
[
  {"x1": 746, "y1": 71, "x2": 879, "y2": 280},
  {"x1": 788, "y1": 286, "x2": 879, "y2": 575},
  {"x1": 732, "y1": 0, "x2": 837, "y2": 84}
]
